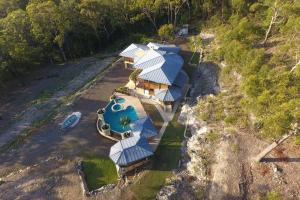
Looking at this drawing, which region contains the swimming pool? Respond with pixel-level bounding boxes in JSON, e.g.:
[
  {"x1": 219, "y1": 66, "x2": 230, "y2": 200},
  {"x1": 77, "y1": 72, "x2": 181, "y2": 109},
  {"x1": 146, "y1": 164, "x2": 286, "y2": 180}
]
[{"x1": 103, "y1": 98, "x2": 139, "y2": 133}]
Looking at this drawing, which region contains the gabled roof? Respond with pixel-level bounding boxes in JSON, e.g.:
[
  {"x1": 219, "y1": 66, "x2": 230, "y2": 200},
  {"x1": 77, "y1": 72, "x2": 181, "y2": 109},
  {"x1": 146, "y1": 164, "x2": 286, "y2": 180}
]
[
  {"x1": 147, "y1": 42, "x2": 180, "y2": 53},
  {"x1": 130, "y1": 117, "x2": 158, "y2": 138},
  {"x1": 109, "y1": 136, "x2": 153, "y2": 166},
  {"x1": 136, "y1": 51, "x2": 184, "y2": 85},
  {"x1": 173, "y1": 70, "x2": 188, "y2": 88},
  {"x1": 154, "y1": 86, "x2": 182, "y2": 102},
  {"x1": 134, "y1": 50, "x2": 166, "y2": 70},
  {"x1": 119, "y1": 43, "x2": 149, "y2": 62}
]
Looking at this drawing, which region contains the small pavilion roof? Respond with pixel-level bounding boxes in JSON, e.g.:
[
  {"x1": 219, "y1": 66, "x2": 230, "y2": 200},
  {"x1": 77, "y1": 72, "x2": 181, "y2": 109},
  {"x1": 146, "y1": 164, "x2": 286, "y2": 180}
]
[{"x1": 109, "y1": 136, "x2": 153, "y2": 166}]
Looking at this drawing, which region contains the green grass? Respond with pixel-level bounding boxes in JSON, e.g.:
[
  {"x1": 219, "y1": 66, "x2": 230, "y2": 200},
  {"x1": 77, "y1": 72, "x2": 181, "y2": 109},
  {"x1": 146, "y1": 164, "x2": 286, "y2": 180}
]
[
  {"x1": 82, "y1": 155, "x2": 118, "y2": 190},
  {"x1": 142, "y1": 103, "x2": 164, "y2": 130},
  {"x1": 129, "y1": 110, "x2": 185, "y2": 200}
]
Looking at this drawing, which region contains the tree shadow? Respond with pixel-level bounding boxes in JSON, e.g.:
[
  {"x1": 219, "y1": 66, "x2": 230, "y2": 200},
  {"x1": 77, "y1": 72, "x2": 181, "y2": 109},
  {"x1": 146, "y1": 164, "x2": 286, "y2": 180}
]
[{"x1": 261, "y1": 157, "x2": 300, "y2": 163}]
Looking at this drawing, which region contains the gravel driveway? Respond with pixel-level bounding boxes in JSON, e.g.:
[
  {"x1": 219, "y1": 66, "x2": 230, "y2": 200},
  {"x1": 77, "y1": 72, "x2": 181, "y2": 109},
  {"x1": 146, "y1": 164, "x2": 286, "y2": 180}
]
[{"x1": 0, "y1": 59, "x2": 131, "y2": 199}]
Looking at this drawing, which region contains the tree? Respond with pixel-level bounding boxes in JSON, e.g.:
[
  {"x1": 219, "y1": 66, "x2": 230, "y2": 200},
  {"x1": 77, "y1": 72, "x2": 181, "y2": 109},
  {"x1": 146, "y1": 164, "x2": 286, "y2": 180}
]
[
  {"x1": 0, "y1": 9, "x2": 41, "y2": 77},
  {"x1": 134, "y1": 0, "x2": 162, "y2": 31},
  {"x1": 26, "y1": 1, "x2": 68, "y2": 62},
  {"x1": 158, "y1": 24, "x2": 174, "y2": 40}
]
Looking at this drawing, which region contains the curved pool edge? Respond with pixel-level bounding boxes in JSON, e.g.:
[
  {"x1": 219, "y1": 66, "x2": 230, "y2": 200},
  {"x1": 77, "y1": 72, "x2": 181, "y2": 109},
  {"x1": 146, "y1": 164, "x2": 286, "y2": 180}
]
[{"x1": 96, "y1": 117, "x2": 119, "y2": 142}]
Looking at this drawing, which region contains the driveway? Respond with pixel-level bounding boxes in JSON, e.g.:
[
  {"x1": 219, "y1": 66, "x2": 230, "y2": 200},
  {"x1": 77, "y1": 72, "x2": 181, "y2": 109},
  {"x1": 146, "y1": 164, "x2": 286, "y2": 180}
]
[{"x1": 0, "y1": 60, "x2": 132, "y2": 199}]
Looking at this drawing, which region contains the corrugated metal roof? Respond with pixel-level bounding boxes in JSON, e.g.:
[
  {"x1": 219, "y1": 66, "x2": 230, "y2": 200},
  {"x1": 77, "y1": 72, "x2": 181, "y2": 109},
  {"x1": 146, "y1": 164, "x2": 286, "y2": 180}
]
[
  {"x1": 109, "y1": 136, "x2": 153, "y2": 166},
  {"x1": 136, "y1": 51, "x2": 184, "y2": 85},
  {"x1": 154, "y1": 86, "x2": 182, "y2": 102},
  {"x1": 173, "y1": 70, "x2": 188, "y2": 88},
  {"x1": 147, "y1": 42, "x2": 180, "y2": 53},
  {"x1": 130, "y1": 117, "x2": 158, "y2": 138},
  {"x1": 133, "y1": 50, "x2": 166, "y2": 69},
  {"x1": 119, "y1": 43, "x2": 149, "y2": 62}
]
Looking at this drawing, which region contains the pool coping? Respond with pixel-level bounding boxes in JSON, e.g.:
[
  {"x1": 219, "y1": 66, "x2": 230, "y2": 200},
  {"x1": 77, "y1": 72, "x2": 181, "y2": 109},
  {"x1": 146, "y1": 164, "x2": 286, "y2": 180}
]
[{"x1": 96, "y1": 93, "x2": 147, "y2": 141}]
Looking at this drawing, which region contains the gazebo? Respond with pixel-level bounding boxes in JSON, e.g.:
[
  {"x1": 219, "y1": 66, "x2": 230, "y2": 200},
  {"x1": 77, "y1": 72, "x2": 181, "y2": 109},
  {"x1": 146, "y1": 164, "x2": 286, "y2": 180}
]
[{"x1": 109, "y1": 136, "x2": 153, "y2": 175}]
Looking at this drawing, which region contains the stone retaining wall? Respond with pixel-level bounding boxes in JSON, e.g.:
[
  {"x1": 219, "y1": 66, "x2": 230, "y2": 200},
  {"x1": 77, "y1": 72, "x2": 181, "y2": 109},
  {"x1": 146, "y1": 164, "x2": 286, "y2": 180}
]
[{"x1": 76, "y1": 161, "x2": 117, "y2": 197}]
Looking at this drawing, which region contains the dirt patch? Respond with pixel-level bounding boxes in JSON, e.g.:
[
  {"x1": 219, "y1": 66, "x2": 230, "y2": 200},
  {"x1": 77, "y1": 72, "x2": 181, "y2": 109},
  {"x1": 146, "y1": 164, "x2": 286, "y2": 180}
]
[
  {"x1": 0, "y1": 59, "x2": 132, "y2": 199},
  {"x1": 0, "y1": 57, "x2": 115, "y2": 150}
]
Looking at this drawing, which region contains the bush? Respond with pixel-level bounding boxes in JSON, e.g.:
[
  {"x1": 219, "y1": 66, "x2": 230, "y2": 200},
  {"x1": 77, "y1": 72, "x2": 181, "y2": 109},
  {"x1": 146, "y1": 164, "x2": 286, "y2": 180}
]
[
  {"x1": 224, "y1": 115, "x2": 238, "y2": 124},
  {"x1": 115, "y1": 86, "x2": 130, "y2": 95},
  {"x1": 158, "y1": 24, "x2": 174, "y2": 40},
  {"x1": 206, "y1": 131, "x2": 220, "y2": 143},
  {"x1": 260, "y1": 191, "x2": 282, "y2": 200},
  {"x1": 129, "y1": 69, "x2": 142, "y2": 82},
  {"x1": 293, "y1": 135, "x2": 300, "y2": 146}
]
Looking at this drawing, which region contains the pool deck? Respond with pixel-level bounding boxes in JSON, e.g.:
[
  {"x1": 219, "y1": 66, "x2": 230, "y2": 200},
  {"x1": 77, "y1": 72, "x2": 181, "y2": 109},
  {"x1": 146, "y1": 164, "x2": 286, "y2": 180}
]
[{"x1": 114, "y1": 92, "x2": 147, "y2": 119}]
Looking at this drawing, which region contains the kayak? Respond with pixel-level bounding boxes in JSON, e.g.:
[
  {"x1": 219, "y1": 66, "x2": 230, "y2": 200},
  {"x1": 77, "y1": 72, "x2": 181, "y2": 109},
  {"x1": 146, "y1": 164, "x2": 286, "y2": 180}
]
[{"x1": 61, "y1": 112, "x2": 81, "y2": 129}]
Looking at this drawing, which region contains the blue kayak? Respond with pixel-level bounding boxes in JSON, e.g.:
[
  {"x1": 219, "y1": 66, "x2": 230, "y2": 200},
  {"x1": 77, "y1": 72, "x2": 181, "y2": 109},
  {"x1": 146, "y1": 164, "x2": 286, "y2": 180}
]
[{"x1": 61, "y1": 112, "x2": 81, "y2": 129}]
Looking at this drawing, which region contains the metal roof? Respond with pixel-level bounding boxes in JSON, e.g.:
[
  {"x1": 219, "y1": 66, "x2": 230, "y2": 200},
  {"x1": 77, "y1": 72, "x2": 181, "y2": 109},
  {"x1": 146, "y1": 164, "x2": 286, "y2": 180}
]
[
  {"x1": 119, "y1": 43, "x2": 149, "y2": 62},
  {"x1": 147, "y1": 42, "x2": 180, "y2": 53},
  {"x1": 136, "y1": 51, "x2": 184, "y2": 85},
  {"x1": 109, "y1": 136, "x2": 153, "y2": 166},
  {"x1": 154, "y1": 86, "x2": 182, "y2": 102},
  {"x1": 130, "y1": 117, "x2": 158, "y2": 138},
  {"x1": 173, "y1": 70, "x2": 188, "y2": 88}
]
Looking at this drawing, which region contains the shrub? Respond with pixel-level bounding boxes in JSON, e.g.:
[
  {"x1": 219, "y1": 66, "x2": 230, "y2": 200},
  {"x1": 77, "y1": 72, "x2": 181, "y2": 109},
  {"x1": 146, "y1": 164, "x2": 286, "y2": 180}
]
[
  {"x1": 115, "y1": 86, "x2": 129, "y2": 95},
  {"x1": 129, "y1": 69, "x2": 142, "y2": 82},
  {"x1": 158, "y1": 24, "x2": 174, "y2": 40},
  {"x1": 293, "y1": 135, "x2": 300, "y2": 146},
  {"x1": 260, "y1": 191, "x2": 282, "y2": 200},
  {"x1": 224, "y1": 115, "x2": 238, "y2": 124},
  {"x1": 206, "y1": 131, "x2": 220, "y2": 143}
]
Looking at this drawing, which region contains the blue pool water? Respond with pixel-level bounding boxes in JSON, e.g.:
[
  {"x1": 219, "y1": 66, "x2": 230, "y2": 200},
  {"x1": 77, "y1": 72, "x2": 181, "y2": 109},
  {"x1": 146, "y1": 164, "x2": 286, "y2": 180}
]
[
  {"x1": 115, "y1": 98, "x2": 125, "y2": 103},
  {"x1": 112, "y1": 103, "x2": 122, "y2": 111},
  {"x1": 103, "y1": 100, "x2": 139, "y2": 133}
]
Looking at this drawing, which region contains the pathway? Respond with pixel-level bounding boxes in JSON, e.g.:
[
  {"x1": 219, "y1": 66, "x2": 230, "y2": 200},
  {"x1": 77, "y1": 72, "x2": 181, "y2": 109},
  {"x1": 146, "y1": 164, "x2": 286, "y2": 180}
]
[{"x1": 0, "y1": 57, "x2": 115, "y2": 150}]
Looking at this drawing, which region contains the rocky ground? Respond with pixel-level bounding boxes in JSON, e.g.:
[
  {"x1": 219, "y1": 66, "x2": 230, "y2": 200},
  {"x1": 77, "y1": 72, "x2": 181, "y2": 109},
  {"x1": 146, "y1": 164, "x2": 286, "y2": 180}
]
[{"x1": 157, "y1": 33, "x2": 300, "y2": 200}]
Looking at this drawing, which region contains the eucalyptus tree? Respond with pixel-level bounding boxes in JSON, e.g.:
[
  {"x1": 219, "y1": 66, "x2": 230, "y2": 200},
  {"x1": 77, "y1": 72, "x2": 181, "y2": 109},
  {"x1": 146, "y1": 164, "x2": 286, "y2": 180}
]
[
  {"x1": 0, "y1": 9, "x2": 41, "y2": 77},
  {"x1": 27, "y1": 0, "x2": 78, "y2": 62}
]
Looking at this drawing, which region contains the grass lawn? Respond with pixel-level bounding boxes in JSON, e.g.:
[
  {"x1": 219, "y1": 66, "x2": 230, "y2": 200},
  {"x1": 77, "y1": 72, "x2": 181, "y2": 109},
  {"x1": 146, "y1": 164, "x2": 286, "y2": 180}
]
[
  {"x1": 129, "y1": 110, "x2": 185, "y2": 200},
  {"x1": 142, "y1": 103, "x2": 164, "y2": 130},
  {"x1": 82, "y1": 155, "x2": 118, "y2": 190}
]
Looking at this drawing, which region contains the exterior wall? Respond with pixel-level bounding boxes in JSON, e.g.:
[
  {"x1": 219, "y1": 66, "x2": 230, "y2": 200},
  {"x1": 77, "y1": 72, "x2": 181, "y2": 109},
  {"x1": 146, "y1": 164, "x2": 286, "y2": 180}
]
[
  {"x1": 137, "y1": 78, "x2": 169, "y2": 91},
  {"x1": 123, "y1": 57, "x2": 134, "y2": 69}
]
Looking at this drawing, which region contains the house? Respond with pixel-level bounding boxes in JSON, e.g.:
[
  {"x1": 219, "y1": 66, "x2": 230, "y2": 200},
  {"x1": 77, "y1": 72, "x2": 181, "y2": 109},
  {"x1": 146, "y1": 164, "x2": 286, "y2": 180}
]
[
  {"x1": 119, "y1": 43, "x2": 149, "y2": 69},
  {"x1": 120, "y1": 43, "x2": 188, "y2": 111}
]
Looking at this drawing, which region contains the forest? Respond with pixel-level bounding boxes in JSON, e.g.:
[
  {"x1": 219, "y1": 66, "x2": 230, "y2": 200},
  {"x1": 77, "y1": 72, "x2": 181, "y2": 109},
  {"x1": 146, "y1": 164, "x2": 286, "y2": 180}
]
[{"x1": 0, "y1": 0, "x2": 299, "y2": 140}]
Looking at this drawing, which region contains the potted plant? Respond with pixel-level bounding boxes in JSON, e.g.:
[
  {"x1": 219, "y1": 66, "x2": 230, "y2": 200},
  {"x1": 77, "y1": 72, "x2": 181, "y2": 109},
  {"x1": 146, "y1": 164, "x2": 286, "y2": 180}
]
[
  {"x1": 97, "y1": 108, "x2": 105, "y2": 120},
  {"x1": 101, "y1": 123, "x2": 111, "y2": 135},
  {"x1": 110, "y1": 94, "x2": 117, "y2": 101}
]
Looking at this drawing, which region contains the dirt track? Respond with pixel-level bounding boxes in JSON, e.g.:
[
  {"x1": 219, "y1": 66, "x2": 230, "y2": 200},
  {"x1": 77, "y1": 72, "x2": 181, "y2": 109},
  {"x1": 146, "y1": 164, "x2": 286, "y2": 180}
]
[{"x1": 0, "y1": 59, "x2": 131, "y2": 199}]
